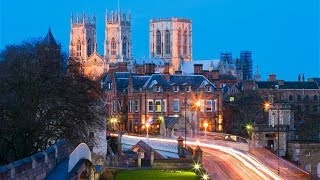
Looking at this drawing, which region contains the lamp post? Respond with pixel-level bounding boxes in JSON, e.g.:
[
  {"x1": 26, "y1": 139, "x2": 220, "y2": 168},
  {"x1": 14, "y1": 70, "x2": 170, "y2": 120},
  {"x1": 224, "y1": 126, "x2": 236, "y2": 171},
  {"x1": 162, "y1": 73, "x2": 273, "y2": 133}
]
[
  {"x1": 203, "y1": 121, "x2": 208, "y2": 140},
  {"x1": 110, "y1": 117, "x2": 118, "y2": 131}
]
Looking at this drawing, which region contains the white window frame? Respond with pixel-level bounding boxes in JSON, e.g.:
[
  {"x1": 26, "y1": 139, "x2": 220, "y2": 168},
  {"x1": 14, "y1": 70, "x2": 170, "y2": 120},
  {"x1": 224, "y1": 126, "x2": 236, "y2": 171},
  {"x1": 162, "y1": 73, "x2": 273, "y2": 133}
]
[
  {"x1": 155, "y1": 86, "x2": 162, "y2": 92},
  {"x1": 128, "y1": 100, "x2": 132, "y2": 113},
  {"x1": 155, "y1": 100, "x2": 162, "y2": 112},
  {"x1": 134, "y1": 100, "x2": 139, "y2": 112},
  {"x1": 147, "y1": 99, "x2": 154, "y2": 112},
  {"x1": 213, "y1": 99, "x2": 218, "y2": 112},
  {"x1": 185, "y1": 86, "x2": 191, "y2": 92},
  {"x1": 206, "y1": 86, "x2": 212, "y2": 92},
  {"x1": 205, "y1": 100, "x2": 212, "y2": 112},
  {"x1": 173, "y1": 86, "x2": 179, "y2": 92},
  {"x1": 172, "y1": 99, "x2": 180, "y2": 112},
  {"x1": 162, "y1": 100, "x2": 167, "y2": 112}
]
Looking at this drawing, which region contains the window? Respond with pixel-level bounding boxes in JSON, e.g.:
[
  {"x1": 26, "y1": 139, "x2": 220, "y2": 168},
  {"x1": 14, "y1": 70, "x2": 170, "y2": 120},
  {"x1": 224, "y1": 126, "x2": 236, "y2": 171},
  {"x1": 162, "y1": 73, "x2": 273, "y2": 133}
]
[
  {"x1": 173, "y1": 99, "x2": 180, "y2": 112},
  {"x1": 314, "y1": 95, "x2": 318, "y2": 101},
  {"x1": 314, "y1": 105, "x2": 318, "y2": 113},
  {"x1": 183, "y1": 30, "x2": 188, "y2": 55},
  {"x1": 305, "y1": 95, "x2": 310, "y2": 101},
  {"x1": 297, "y1": 95, "x2": 301, "y2": 101},
  {"x1": 111, "y1": 38, "x2": 116, "y2": 55},
  {"x1": 128, "y1": 100, "x2": 132, "y2": 113},
  {"x1": 76, "y1": 40, "x2": 81, "y2": 56},
  {"x1": 213, "y1": 99, "x2": 218, "y2": 112},
  {"x1": 289, "y1": 95, "x2": 293, "y2": 101},
  {"x1": 205, "y1": 100, "x2": 212, "y2": 112},
  {"x1": 206, "y1": 86, "x2": 212, "y2": 92},
  {"x1": 122, "y1": 37, "x2": 127, "y2": 56},
  {"x1": 89, "y1": 132, "x2": 94, "y2": 138},
  {"x1": 87, "y1": 39, "x2": 92, "y2": 56},
  {"x1": 185, "y1": 86, "x2": 191, "y2": 92},
  {"x1": 156, "y1": 30, "x2": 161, "y2": 55},
  {"x1": 112, "y1": 100, "x2": 117, "y2": 112},
  {"x1": 134, "y1": 100, "x2": 139, "y2": 112},
  {"x1": 155, "y1": 100, "x2": 162, "y2": 112},
  {"x1": 165, "y1": 30, "x2": 170, "y2": 54},
  {"x1": 148, "y1": 100, "x2": 154, "y2": 112},
  {"x1": 177, "y1": 29, "x2": 181, "y2": 56},
  {"x1": 162, "y1": 100, "x2": 167, "y2": 112},
  {"x1": 154, "y1": 86, "x2": 162, "y2": 92},
  {"x1": 173, "y1": 86, "x2": 179, "y2": 92}
]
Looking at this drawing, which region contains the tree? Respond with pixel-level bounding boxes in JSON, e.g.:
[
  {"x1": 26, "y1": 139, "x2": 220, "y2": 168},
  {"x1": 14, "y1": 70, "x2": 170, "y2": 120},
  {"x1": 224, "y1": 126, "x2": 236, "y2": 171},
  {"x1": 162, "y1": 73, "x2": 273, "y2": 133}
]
[
  {"x1": 224, "y1": 90, "x2": 264, "y2": 137},
  {"x1": 0, "y1": 39, "x2": 105, "y2": 165}
]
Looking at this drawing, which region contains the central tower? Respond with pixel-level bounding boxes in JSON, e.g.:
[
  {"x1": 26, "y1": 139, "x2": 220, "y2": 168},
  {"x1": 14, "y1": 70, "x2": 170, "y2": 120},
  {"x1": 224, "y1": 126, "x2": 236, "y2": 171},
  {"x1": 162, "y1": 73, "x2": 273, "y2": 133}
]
[
  {"x1": 104, "y1": 11, "x2": 132, "y2": 66},
  {"x1": 150, "y1": 18, "x2": 192, "y2": 72}
]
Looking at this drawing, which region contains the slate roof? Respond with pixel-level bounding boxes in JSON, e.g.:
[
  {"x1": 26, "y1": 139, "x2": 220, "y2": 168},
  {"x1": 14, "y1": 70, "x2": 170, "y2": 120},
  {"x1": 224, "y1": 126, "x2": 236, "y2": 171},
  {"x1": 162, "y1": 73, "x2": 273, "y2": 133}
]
[
  {"x1": 131, "y1": 140, "x2": 164, "y2": 160},
  {"x1": 116, "y1": 78, "x2": 129, "y2": 93},
  {"x1": 143, "y1": 74, "x2": 216, "y2": 91},
  {"x1": 43, "y1": 28, "x2": 57, "y2": 46},
  {"x1": 313, "y1": 78, "x2": 320, "y2": 87},
  {"x1": 132, "y1": 75, "x2": 151, "y2": 90},
  {"x1": 256, "y1": 81, "x2": 319, "y2": 90},
  {"x1": 165, "y1": 117, "x2": 179, "y2": 129}
]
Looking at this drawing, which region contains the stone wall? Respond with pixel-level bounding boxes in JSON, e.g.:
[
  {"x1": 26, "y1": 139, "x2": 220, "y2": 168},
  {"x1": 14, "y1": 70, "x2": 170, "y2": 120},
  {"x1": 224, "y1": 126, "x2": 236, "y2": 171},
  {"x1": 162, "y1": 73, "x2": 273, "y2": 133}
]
[
  {"x1": 0, "y1": 140, "x2": 69, "y2": 180},
  {"x1": 287, "y1": 142, "x2": 320, "y2": 178},
  {"x1": 152, "y1": 158, "x2": 193, "y2": 169}
]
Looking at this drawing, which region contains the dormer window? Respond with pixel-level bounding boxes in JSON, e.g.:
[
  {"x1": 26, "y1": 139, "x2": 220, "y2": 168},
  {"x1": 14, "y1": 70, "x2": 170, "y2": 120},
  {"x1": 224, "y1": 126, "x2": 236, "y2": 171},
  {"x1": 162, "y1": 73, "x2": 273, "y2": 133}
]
[
  {"x1": 185, "y1": 86, "x2": 191, "y2": 92},
  {"x1": 173, "y1": 86, "x2": 179, "y2": 92},
  {"x1": 154, "y1": 86, "x2": 162, "y2": 92},
  {"x1": 206, "y1": 86, "x2": 212, "y2": 92}
]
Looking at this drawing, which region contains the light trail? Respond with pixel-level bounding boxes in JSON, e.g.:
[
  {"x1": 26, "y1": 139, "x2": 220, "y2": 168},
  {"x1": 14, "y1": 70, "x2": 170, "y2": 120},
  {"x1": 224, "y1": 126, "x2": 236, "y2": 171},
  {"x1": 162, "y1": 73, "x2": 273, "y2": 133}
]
[{"x1": 119, "y1": 134, "x2": 283, "y2": 180}]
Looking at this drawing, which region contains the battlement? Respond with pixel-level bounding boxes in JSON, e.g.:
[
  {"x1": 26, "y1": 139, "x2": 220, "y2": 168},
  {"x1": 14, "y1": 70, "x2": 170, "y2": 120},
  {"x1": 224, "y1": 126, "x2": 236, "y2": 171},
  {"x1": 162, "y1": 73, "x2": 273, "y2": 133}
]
[
  {"x1": 106, "y1": 10, "x2": 131, "y2": 24},
  {"x1": 150, "y1": 17, "x2": 191, "y2": 23},
  {"x1": 71, "y1": 12, "x2": 96, "y2": 26}
]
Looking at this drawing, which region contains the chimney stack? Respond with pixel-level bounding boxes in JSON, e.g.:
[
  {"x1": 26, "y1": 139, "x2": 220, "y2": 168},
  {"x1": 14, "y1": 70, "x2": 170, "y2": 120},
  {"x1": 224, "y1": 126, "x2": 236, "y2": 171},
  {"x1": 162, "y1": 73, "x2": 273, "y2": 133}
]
[
  {"x1": 144, "y1": 63, "x2": 155, "y2": 75},
  {"x1": 194, "y1": 64, "x2": 203, "y2": 75},
  {"x1": 268, "y1": 74, "x2": 277, "y2": 81}
]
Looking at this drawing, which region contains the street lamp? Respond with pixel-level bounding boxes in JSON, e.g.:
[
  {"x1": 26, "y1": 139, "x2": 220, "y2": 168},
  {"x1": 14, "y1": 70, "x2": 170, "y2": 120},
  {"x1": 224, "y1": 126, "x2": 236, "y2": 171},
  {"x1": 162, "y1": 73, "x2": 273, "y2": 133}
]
[
  {"x1": 110, "y1": 117, "x2": 118, "y2": 131},
  {"x1": 146, "y1": 122, "x2": 150, "y2": 138},
  {"x1": 203, "y1": 121, "x2": 208, "y2": 140}
]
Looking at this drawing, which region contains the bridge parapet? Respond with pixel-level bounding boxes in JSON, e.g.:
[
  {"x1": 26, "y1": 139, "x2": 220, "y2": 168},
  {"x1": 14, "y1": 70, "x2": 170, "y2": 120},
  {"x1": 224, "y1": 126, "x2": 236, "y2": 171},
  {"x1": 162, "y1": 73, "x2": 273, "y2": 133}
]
[{"x1": 0, "y1": 140, "x2": 68, "y2": 180}]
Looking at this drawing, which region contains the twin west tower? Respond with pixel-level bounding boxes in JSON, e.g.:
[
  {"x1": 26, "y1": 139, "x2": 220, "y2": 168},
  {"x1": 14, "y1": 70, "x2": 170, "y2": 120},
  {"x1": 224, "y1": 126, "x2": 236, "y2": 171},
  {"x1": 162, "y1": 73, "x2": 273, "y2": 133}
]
[{"x1": 69, "y1": 11, "x2": 192, "y2": 79}]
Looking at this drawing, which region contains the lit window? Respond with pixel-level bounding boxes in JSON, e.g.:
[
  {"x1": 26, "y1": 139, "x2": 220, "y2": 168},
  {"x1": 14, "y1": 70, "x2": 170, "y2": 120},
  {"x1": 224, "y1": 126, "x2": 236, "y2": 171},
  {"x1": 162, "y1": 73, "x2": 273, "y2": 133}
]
[
  {"x1": 155, "y1": 100, "x2": 161, "y2": 112},
  {"x1": 148, "y1": 100, "x2": 154, "y2": 112},
  {"x1": 173, "y1": 99, "x2": 180, "y2": 112}
]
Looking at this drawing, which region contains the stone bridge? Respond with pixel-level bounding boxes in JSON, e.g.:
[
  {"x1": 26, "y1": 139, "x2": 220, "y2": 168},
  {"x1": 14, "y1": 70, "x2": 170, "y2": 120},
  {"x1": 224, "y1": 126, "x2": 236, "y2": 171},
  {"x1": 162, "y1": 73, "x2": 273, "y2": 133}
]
[{"x1": 0, "y1": 141, "x2": 98, "y2": 180}]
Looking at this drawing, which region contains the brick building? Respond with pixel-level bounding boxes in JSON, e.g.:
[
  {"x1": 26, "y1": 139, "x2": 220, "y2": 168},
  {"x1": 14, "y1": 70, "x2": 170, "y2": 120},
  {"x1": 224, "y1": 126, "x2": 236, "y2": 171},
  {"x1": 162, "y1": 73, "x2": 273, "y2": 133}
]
[{"x1": 102, "y1": 63, "x2": 223, "y2": 136}]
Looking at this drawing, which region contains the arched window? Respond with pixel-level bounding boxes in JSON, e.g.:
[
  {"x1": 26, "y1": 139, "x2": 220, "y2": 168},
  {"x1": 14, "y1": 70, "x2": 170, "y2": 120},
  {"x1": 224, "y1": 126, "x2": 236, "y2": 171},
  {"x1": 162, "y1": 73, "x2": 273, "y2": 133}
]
[
  {"x1": 304, "y1": 163, "x2": 311, "y2": 173},
  {"x1": 122, "y1": 37, "x2": 127, "y2": 56},
  {"x1": 165, "y1": 30, "x2": 170, "y2": 55},
  {"x1": 76, "y1": 40, "x2": 81, "y2": 57},
  {"x1": 314, "y1": 95, "x2": 318, "y2": 101},
  {"x1": 183, "y1": 30, "x2": 188, "y2": 56},
  {"x1": 156, "y1": 30, "x2": 161, "y2": 55},
  {"x1": 305, "y1": 95, "x2": 309, "y2": 101},
  {"x1": 177, "y1": 28, "x2": 181, "y2": 56},
  {"x1": 289, "y1": 95, "x2": 293, "y2": 101},
  {"x1": 87, "y1": 39, "x2": 92, "y2": 56},
  {"x1": 111, "y1": 38, "x2": 116, "y2": 55}
]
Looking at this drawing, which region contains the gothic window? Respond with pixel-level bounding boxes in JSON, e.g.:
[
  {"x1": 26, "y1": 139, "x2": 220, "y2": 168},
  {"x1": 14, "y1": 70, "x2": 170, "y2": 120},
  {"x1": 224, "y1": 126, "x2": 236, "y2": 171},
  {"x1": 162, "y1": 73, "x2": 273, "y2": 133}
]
[
  {"x1": 183, "y1": 30, "x2": 188, "y2": 56},
  {"x1": 314, "y1": 95, "x2": 318, "y2": 101},
  {"x1": 111, "y1": 38, "x2": 116, "y2": 55},
  {"x1": 76, "y1": 40, "x2": 81, "y2": 56},
  {"x1": 87, "y1": 39, "x2": 92, "y2": 56},
  {"x1": 297, "y1": 95, "x2": 301, "y2": 101},
  {"x1": 177, "y1": 29, "x2": 181, "y2": 56},
  {"x1": 122, "y1": 37, "x2": 127, "y2": 56},
  {"x1": 156, "y1": 30, "x2": 161, "y2": 55},
  {"x1": 289, "y1": 95, "x2": 293, "y2": 101},
  {"x1": 165, "y1": 30, "x2": 170, "y2": 55}
]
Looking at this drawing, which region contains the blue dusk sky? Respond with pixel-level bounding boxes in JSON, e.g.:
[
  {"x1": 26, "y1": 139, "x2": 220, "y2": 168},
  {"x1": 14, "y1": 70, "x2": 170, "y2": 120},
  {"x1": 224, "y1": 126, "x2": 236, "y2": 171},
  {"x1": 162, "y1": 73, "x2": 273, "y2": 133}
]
[{"x1": 1, "y1": 0, "x2": 319, "y2": 80}]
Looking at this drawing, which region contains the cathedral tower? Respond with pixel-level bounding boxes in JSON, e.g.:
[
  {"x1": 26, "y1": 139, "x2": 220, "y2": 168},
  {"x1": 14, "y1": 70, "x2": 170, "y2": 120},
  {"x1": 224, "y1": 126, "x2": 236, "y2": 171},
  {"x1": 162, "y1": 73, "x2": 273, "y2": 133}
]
[
  {"x1": 69, "y1": 13, "x2": 97, "y2": 60},
  {"x1": 104, "y1": 11, "x2": 132, "y2": 66},
  {"x1": 150, "y1": 18, "x2": 192, "y2": 72}
]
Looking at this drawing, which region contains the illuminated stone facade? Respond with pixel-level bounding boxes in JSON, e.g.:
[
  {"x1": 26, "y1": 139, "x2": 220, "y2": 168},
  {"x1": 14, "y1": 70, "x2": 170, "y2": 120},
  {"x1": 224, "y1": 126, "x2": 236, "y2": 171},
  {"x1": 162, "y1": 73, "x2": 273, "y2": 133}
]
[{"x1": 150, "y1": 18, "x2": 192, "y2": 72}]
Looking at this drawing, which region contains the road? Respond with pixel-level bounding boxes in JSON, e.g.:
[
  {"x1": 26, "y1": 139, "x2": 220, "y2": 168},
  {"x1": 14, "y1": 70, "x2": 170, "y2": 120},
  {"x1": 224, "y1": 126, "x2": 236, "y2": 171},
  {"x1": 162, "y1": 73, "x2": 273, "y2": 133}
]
[{"x1": 201, "y1": 147, "x2": 266, "y2": 180}]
